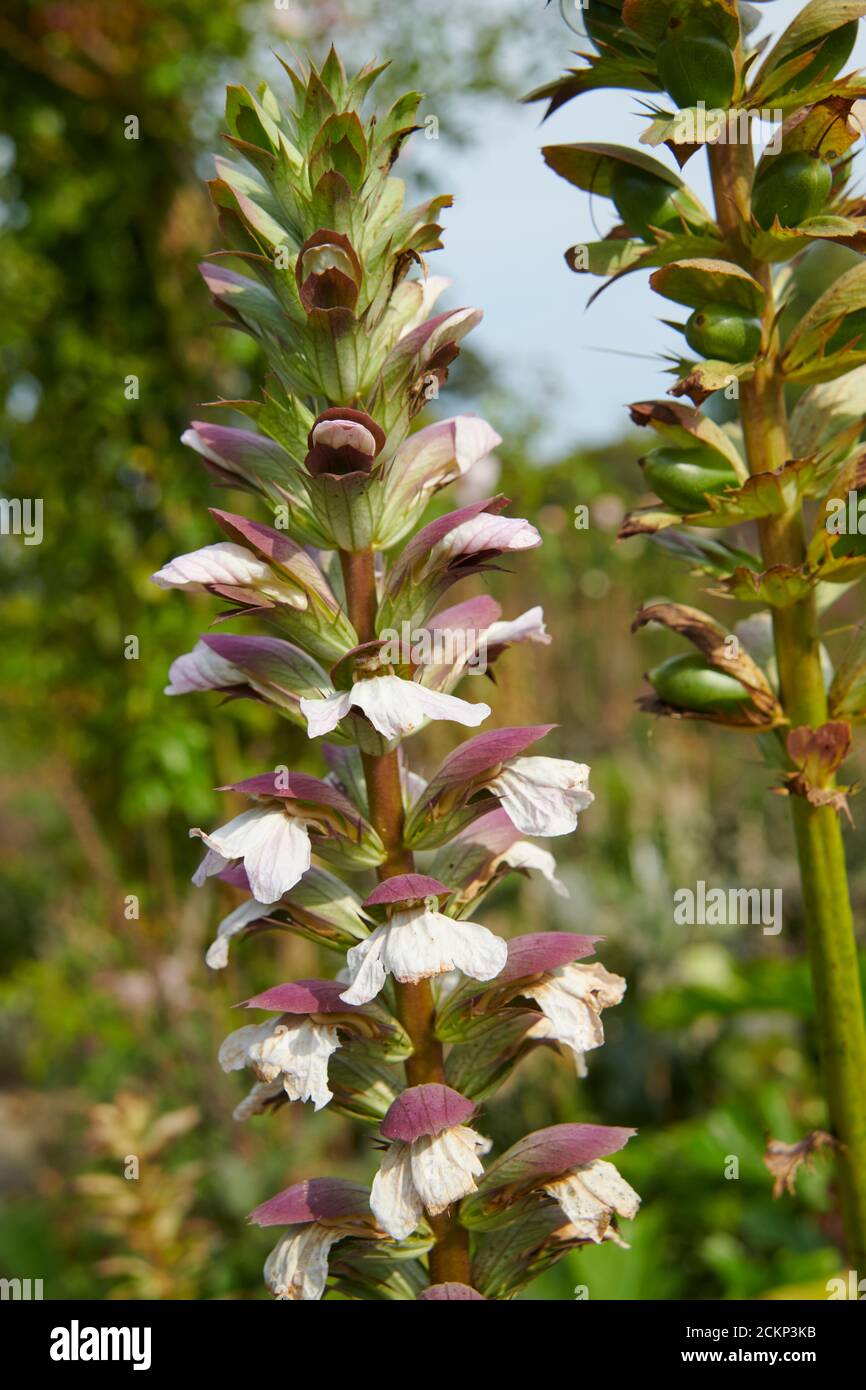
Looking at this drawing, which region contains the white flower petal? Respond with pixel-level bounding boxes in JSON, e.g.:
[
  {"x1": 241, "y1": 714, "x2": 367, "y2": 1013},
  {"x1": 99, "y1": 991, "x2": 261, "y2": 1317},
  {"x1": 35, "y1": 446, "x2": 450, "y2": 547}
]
[
  {"x1": 410, "y1": 1126, "x2": 486, "y2": 1215},
  {"x1": 191, "y1": 846, "x2": 230, "y2": 887},
  {"x1": 299, "y1": 689, "x2": 353, "y2": 738},
  {"x1": 249, "y1": 1019, "x2": 340, "y2": 1111},
  {"x1": 544, "y1": 1160, "x2": 640, "y2": 1244},
  {"x1": 166, "y1": 640, "x2": 244, "y2": 695},
  {"x1": 191, "y1": 806, "x2": 311, "y2": 903},
  {"x1": 370, "y1": 1141, "x2": 424, "y2": 1241},
  {"x1": 382, "y1": 907, "x2": 507, "y2": 987},
  {"x1": 340, "y1": 925, "x2": 389, "y2": 1006},
  {"x1": 501, "y1": 840, "x2": 569, "y2": 897},
  {"x1": 206, "y1": 896, "x2": 278, "y2": 970},
  {"x1": 221, "y1": 1019, "x2": 340, "y2": 1112},
  {"x1": 233, "y1": 1078, "x2": 284, "y2": 1122},
  {"x1": 218, "y1": 1021, "x2": 275, "y2": 1073},
  {"x1": 488, "y1": 756, "x2": 594, "y2": 837},
  {"x1": 151, "y1": 541, "x2": 304, "y2": 607},
  {"x1": 341, "y1": 908, "x2": 506, "y2": 1004},
  {"x1": 350, "y1": 674, "x2": 490, "y2": 741},
  {"x1": 393, "y1": 415, "x2": 501, "y2": 488},
  {"x1": 151, "y1": 541, "x2": 271, "y2": 591},
  {"x1": 264, "y1": 1225, "x2": 343, "y2": 1301},
  {"x1": 397, "y1": 275, "x2": 451, "y2": 339},
  {"x1": 526, "y1": 962, "x2": 626, "y2": 1060},
  {"x1": 484, "y1": 606, "x2": 551, "y2": 648}
]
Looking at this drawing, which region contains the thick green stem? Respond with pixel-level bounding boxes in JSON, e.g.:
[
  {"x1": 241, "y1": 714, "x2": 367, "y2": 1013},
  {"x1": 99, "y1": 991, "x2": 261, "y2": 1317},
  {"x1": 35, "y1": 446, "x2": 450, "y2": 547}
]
[
  {"x1": 338, "y1": 547, "x2": 474, "y2": 1286},
  {"x1": 707, "y1": 141, "x2": 866, "y2": 1266}
]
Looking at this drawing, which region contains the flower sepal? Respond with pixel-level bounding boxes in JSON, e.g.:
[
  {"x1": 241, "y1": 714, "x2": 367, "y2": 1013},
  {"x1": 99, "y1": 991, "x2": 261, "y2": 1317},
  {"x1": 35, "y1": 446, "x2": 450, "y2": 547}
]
[
  {"x1": 458, "y1": 1122, "x2": 636, "y2": 1231},
  {"x1": 240, "y1": 979, "x2": 412, "y2": 1059},
  {"x1": 472, "y1": 1204, "x2": 590, "y2": 1301},
  {"x1": 435, "y1": 931, "x2": 603, "y2": 1042},
  {"x1": 377, "y1": 497, "x2": 541, "y2": 635},
  {"x1": 404, "y1": 724, "x2": 557, "y2": 849},
  {"x1": 444, "y1": 1010, "x2": 547, "y2": 1100},
  {"x1": 206, "y1": 864, "x2": 371, "y2": 968}
]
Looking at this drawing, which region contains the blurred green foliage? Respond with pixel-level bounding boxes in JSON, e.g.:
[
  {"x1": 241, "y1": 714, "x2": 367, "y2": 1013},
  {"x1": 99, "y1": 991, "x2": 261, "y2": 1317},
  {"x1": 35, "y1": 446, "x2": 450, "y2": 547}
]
[{"x1": 0, "y1": 0, "x2": 863, "y2": 1301}]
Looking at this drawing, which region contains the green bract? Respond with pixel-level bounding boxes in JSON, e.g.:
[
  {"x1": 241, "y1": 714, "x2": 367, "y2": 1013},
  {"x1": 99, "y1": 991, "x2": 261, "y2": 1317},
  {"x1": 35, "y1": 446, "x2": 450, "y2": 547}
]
[
  {"x1": 648, "y1": 653, "x2": 752, "y2": 713},
  {"x1": 641, "y1": 445, "x2": 739, "y2": 513},
  {"x1": 656, "y1": 33, "x2": 735, "y2": 110},
  {"x1": 778, "y1": 18, "x2": 858, "y2": 93},
  {"x1": 585, "y1": 0, "x2": 646, "y2": 56},
  {"x1": 685, "y1": 303, "x2": 762, "y2": 362},
  {"x1": 825, "y1": 307, "x2": 866, "y2": 355},
  {"x1": 751, "y1": 152, "x2": 832, "y2": 230}
]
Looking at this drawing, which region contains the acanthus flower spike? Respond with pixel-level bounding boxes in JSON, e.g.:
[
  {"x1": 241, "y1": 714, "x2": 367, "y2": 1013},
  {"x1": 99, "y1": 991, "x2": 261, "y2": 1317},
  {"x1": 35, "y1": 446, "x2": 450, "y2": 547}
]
[{"x1": 154, "y1": 48, "x2": 637, "y2": 1301}]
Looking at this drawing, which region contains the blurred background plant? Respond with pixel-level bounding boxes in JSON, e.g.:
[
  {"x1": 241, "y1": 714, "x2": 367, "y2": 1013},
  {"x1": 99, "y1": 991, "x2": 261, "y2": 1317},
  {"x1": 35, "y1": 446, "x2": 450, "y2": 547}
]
[{"x1": 0, "y1": 0, "x2": 862, "y2": 1300}]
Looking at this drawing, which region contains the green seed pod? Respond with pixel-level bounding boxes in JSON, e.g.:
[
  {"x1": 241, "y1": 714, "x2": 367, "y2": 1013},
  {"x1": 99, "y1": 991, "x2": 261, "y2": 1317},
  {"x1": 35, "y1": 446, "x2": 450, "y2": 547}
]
[
  {"x1": 825, "y1": 307, "x2": 866, "y2": 356},
  {"x1": 641, "y1": 445, "x2": 739, "y2": 513},
  {"x1": 656, "y1": 33, "x2": 736, "y2": 110},
  {"x1": 648, "y1": 653, "x2": 752, "y2": 713},
  {"x1": 685, "y1": 303, "x2": 762, "y2": 363},
  {"x1": 751, "y1": 152, "x2": 832, "y2": 230},
  {"x1": 778, "y1": 19, "x2": 858, "y2": 94},
  {"x1": 609, "y1": 162, "x2": 697, "y2": 242}
]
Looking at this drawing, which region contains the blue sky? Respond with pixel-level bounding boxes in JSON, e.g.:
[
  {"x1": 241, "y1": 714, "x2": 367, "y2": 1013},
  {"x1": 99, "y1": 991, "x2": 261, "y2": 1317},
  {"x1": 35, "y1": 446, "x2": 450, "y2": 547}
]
[{"x1": 408, "y1": 1, "x2": 866, "y2": 453}]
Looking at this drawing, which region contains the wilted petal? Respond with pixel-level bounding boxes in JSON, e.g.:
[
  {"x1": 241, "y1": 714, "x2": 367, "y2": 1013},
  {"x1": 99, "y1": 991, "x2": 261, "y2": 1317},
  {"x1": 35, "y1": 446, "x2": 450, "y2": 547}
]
[
  {"x1": 166, "y1": 640, "x2": 245, "y2": 695},
  {"x1": 488, "y1": 757, "x2": 594, "y2": 836},
  {"x1": 206, "y1": 896, "x2": 278, "y2": 970},
  {"x1": 191, "y1": 806, "x2": 311, "y2": 903},
  {"x1": 233, "y1": 1078, "x2": 284, "y2": 1122},
  {"x1": 410, "y1": 1126, "x2": 486, "y2": 1215},
  {"x1": 221, "y1": 1018, "x2": 340, "y2": 1111},
  {"x1": 370, "y1": 1141, "x2": 424, "y2": 1241},
  {"x1": 544, "y1": 1160, "x2": 640, "y2": 1244},
  {"x1": 218, "y1": 1022, "x2": 274, "y2": 1073},
  {"x1": 264, "y1": 1224, "x2": 343, "y2": 1301},
  {"x1": 250, "y1": 1018, "x2": 340, "y2": 1111},
  {"x1": 525, "y1": 961, "x2": 626, "y2": 1061}
]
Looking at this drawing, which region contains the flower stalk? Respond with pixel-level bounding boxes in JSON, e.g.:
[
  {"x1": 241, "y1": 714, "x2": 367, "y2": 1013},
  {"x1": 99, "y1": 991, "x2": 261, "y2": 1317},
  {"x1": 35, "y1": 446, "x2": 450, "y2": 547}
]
[
  {"x1": 156, "y1": 49, "x2": 637, "y2": 1300},
  {"x1": 537, "y1": 0, "x2": 866, "y2": 1268},
  {"x1": 708, "y1": 136, "x2": 866, "y2": 1267}
]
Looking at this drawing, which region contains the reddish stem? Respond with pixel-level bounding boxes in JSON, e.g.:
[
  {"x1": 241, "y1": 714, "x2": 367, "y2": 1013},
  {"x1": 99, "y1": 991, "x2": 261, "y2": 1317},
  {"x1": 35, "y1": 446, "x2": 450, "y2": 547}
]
[{"x1": 339, "y1": 546, "x2": 474, "y2": 1287}]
